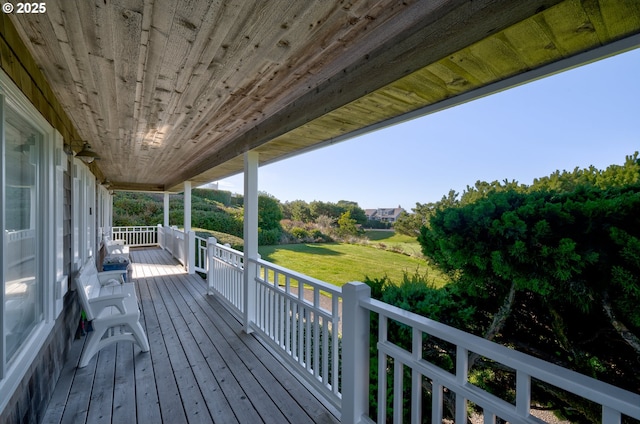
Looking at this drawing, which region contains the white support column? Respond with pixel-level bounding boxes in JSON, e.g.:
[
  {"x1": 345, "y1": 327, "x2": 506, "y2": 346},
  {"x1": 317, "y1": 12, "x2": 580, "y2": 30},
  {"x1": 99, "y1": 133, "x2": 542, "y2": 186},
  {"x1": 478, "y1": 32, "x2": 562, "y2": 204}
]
[
  {"x1": 184, "y1": 181, "x2": 192, "y2": 233},
  {"x1": 187, "y1": 230, "x2": 196, "y2": 274},
  {"x1": 163, "y1": 193, "x2": 170, "y2": 228},
  {"x1": 108, "y1": 191, "x2": 113, "y2": 236},
  {"x1": 183, "y1": 182, "x2": 193, "y2": 273},
  {"x1": 341, "y1": 281, "x2": 371, "y2": 424},
  {"x1": 242, "y1": 151, "x2": 259, "y2": 334},
  {"x1": 207, "y1": 237, "x2": 217, "y2": 295}
]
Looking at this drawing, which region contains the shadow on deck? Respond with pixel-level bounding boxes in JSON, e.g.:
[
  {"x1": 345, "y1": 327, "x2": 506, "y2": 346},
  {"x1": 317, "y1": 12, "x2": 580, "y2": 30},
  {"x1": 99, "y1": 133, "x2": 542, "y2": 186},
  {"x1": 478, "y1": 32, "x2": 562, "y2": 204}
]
[{"x1": 42, "y1": 248, "x2": 340, "y2": 424}]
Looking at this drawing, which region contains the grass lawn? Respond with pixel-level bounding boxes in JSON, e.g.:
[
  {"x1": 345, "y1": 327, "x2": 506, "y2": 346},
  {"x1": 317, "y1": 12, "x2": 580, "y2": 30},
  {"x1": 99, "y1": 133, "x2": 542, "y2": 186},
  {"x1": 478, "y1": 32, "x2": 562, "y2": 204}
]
[
  {"x1": 259, "y1": 242, "x2": 448, "y2": 288},
  {"x1": 364, "y1": 230, "x2": 423, "y2": 257}
]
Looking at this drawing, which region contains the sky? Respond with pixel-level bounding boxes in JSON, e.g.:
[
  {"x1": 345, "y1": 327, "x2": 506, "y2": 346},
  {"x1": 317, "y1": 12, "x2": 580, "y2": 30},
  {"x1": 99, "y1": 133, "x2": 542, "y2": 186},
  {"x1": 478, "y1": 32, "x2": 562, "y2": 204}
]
[{"x1": 215, "y1": 47, "x2": 640, "y2": 211}]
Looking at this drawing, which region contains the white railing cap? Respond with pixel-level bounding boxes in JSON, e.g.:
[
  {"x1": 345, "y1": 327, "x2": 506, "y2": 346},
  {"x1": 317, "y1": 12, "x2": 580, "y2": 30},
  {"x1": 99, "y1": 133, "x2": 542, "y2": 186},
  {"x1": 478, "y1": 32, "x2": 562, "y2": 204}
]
[
  {"x1": 364, "y1": 297, "x2": 640, "y2": 418},
  {"x1": 252, "y1": 257, "x2": 342, "y2": 296}
]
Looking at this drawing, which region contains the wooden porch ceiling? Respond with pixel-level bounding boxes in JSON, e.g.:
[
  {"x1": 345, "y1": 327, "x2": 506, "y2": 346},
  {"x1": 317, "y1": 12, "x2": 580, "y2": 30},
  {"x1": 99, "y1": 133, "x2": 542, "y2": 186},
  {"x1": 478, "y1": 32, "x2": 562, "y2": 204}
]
[{"x1": 7, "y1": 0, "x2": 640, "y2": 192}]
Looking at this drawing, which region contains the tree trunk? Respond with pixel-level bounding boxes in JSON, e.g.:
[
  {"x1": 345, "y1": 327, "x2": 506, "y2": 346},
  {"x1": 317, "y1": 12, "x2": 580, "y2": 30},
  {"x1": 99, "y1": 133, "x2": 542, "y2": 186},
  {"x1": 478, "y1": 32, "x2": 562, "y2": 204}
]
[
  {"x1": 602, "y1": 291, "x2": 640, "y2": 356},
  {"x1": 547, "y1": 304, "x2": 573, "y2": 356},
  {"x1": 468, "y1": 282, "x2": 517, "y2": 371}
]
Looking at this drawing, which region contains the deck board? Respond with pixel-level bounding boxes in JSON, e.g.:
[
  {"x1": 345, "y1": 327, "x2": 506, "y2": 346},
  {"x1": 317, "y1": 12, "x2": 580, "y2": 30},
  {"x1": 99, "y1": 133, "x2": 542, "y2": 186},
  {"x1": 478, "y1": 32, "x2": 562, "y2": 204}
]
[{"x1": 42, "y1": 248, "x2": 339, "y2": 424}]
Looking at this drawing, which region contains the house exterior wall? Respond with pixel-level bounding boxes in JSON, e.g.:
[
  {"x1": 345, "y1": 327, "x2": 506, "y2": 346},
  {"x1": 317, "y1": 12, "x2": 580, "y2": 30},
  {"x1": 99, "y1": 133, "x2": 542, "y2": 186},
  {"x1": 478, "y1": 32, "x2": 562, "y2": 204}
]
[
  {"x1": 0, "y1": 290, "x2": 80, "y2": 424},
  {"x1": 365, "y1": 207, "x2": 405, "y2": 223},
  {"x1": 0, "y1": 15, "x2": 89, "y2": 422}
]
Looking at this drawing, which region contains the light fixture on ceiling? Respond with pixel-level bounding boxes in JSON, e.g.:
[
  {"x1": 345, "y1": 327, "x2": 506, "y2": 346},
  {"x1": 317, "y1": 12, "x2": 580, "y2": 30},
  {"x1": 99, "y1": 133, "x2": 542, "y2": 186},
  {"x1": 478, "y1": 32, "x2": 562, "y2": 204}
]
[{"x1": 75, "y1": 142, "x2": 100, "y2": 163}]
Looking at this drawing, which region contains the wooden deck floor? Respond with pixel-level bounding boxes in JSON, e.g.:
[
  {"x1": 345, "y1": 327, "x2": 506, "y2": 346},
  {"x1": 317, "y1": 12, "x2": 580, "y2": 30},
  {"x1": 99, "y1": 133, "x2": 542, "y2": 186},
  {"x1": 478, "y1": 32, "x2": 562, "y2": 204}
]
[{"x1": 42, "y1": 248, "x2": 340, "y2": 424}]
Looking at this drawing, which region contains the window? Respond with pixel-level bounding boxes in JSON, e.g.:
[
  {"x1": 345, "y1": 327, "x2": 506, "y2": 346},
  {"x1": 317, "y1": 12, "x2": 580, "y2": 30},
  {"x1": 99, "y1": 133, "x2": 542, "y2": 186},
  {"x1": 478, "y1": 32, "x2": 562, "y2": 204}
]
[
  {"x1": 1, "y1": 69, "x2": 56, "y2": 406},
  {"x1": 3, "y1": 105, "x2": 43, "y2": 362},
  {"x1": 72, "y1": 160, "x2": 96, "y2": 272}
]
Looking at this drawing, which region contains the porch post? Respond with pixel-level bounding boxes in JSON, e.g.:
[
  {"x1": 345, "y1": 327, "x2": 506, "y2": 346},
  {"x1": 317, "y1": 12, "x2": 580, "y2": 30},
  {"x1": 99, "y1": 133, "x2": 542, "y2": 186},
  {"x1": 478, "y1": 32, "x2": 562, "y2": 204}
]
[
  {"x1": 186, "y1": 230, "x2": 196, "y2": 274},
  {"x1": 184, "y1": 181, "x2": 192, "y2": 233},
  {"x1": 163, "y1": 193, "x2": 169, "y2": 228},
  {"x1": 207, "y1": 237, "x2": 217, "y2": 295},
  {"x1": 183, "y1": 182, "x2": 194, "y2": 273},
  {"x1": 342, "y1": 281, "x2": 371, "y2": 424},
  {"x1": 242, "y1": 151, "x2": 259, "y2": 334},
  {"x1": 108, "y1": 190, "x2": 113, "y2": 237}
]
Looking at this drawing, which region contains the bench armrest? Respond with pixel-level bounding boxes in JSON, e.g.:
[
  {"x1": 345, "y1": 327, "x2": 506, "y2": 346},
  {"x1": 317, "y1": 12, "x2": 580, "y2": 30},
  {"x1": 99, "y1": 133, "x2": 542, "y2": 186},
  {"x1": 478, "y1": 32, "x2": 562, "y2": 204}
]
[
  {"x1": 88, "y1": 293, "x2": 128, "y2": 315},
  {"x1": 97, "y1": 270, "x2": 126, "y2": 285}
]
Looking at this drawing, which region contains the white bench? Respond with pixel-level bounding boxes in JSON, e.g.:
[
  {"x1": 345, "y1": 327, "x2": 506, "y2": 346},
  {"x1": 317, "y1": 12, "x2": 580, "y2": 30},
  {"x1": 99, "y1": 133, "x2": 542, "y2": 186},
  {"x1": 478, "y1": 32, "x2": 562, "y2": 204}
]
[
  {"x1": 75, "y1": 257, "x2": 149, "y2": 368},
  {"x1": 105, "y1": 238, "x2": 130, "y2": 256}
]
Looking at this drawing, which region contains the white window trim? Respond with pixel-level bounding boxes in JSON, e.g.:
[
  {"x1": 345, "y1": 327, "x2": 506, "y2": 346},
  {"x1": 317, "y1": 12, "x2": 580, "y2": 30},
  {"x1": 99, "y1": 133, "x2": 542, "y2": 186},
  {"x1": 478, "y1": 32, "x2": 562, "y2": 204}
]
[
  {"x1": 54, "y1": 131, "x2": 68, "y2": 318},
  {"x1": 0, "y1": 69, "x2": 57, "y2": 414},
  {"x1": 72, "y1": 159, "x2": 96, "y2": 270}
]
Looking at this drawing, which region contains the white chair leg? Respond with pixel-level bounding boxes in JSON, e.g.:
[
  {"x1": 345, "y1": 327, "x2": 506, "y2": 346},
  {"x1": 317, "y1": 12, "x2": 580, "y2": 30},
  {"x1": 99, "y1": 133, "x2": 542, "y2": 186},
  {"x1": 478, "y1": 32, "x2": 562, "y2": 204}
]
[
  {"x1": 131, "y1": 321, "x2": 150, "y2": 352},
  {"x1": 79, "y1": 323, "x2": 107, "y2": 368}
]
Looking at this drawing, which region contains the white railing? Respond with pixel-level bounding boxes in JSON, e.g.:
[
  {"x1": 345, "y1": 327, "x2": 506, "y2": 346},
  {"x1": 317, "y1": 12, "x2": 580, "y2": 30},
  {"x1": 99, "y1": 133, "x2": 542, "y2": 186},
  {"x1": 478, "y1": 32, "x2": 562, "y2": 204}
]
[
  {"x1": 342, "y1": 283, "x2": 640, "y2": 424},
  {"x1": 144, "y1": 225, "x2": 198, "y2": 274},
  {"x1": 157, "y1": 224, "x2": 165, "y2": 248},
  {"x1": 194, "y1": 234, "x2": 208, "y2": 274},
  {"x1": 205, "y1": 238, "x2": 342, "y2": 410},
  {"x1": 6, "y1": 228, "x2": 35, "y2": 242},
  {"x1": 252, "y1": 258, "x2": 343, "y2": 410},
  {"x1": 114, "y1": 227, "x2": 640, "y2": 423},
  {"x1": 111, "y1": 226, "x2": 158, "y2": 247},
  {"x1": 5, "y1": 229, "x2": 36, "y2": 268},
  {"x1": 163, "y1": 226, "x2": 186, "y2": 266},
  {"x1": 207, "y1": 239, "x2": 244, "y2": 315}
]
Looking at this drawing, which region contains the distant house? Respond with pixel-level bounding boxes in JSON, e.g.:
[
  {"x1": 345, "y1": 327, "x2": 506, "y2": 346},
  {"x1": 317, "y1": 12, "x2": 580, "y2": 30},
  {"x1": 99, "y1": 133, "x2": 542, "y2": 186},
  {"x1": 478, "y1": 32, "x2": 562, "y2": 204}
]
[{"x1": 365, "y1": 207, "x2": 405, "y2": 223}]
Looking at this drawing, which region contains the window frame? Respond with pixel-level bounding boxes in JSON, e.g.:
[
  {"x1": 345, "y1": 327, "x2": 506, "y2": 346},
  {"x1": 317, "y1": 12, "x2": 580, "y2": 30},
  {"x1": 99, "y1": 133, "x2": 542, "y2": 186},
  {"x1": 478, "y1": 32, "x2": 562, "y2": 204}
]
[{"x1": 0, "y1": 69, "x2": 57, "y2": 410}]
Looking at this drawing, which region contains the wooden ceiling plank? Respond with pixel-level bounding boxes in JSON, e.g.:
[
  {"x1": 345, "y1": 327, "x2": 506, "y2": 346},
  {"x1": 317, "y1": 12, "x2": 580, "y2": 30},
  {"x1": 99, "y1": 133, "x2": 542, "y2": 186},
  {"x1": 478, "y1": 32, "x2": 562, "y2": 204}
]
[
  {"x1": 535, "y1": 1, "x2": 600, "y2": 56},
  {"x1": 163, "y1": 2, "x2": 287, "y2": 144},
  {"x1": 444, "y1": 47, "x2": 502, "y2": 85},
  {"x1": 2, "y1": 14, "x2": 86, "y2": 150},
  {"x1": 55, "y1": 0, "x2": 104, "y2": 145},
  {"x1": 464, "y1": 35, "x2": 530, "y2": 82},
  {"x1": 596, "y1": 0, "x2": 640, "y2": 41},
  {"x1": 168, "y1": 1, "x2": 247, "y2": 116},
  {"x1": 168, "y1": 1, "x2": 425, "y2": 181},
  {"x1": 372, "y1": 86, "x2": 428, "y2": 113},
  {"x1": 501, "y1": 19, "x2": 561, "y2": 68},
  {"x1": 132, "y1": 0, "x2": 177, "y2": 164},
  {"x1": 580, "y1": 0, "x2": 611, "y2": 43},
  {"x1": 88, "y1": 1, "x2": 118, "y2": 152},
  {"x1": 391, "y1": 71, "x2": 451, "y2": 104},
  {"x1": 142, "y1": 1, "x2": 251, "y2": 179},
  {"x1": 17, "y1": 3, "x2": 92, "y2": 147},
  {"x1": 111, "y1": 4, "x2": 143, "y2": 148},
  {"x1": 172, "y1": 0, "x2": 416, "y2": 168},
  {"x1": 132, "y1": 0, "x2": 152, "y2": 130},
  {"x1": 169, "y1": 0, "x2": 422, "y2": 166}
]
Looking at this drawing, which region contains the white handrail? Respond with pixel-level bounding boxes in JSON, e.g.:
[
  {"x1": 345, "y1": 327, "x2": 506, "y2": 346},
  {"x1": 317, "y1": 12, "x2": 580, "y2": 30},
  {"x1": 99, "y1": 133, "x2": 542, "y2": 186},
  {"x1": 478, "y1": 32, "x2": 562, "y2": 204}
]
[
  {"x1": 355, "y1": 295, "x2": 640, "y2": 424},
  {"x1": 111, "y1": 227, "x2": 640, "y2": 423},
  {"x1": 5, "y1": 229, "x2": 35, "y2": 241},
  {"x1": 251, "y1": 258, "x2": 343, "y2": 411},
  {"x1": 173, "y1": 228, "x2": 186, "y2": 266},
  {"x1": 207, "y1": 238, "x2": 245, "y2": 315},
  {"x1": 111, "y1": 226, "x2": 158, "y2": 247}
]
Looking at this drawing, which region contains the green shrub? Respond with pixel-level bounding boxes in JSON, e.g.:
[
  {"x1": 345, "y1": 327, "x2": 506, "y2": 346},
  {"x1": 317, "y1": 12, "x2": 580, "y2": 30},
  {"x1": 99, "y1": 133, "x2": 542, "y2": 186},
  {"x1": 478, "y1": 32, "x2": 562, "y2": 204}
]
[
  {"x1": 258, "y1": 228, "x2": 281, "y2": 246},
  {"x1": 363, "y1": 272, "x2": 475, "y2": 422},
  {"x1": 290, "y1": 227, "x2": 309, "y2": 240}
]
